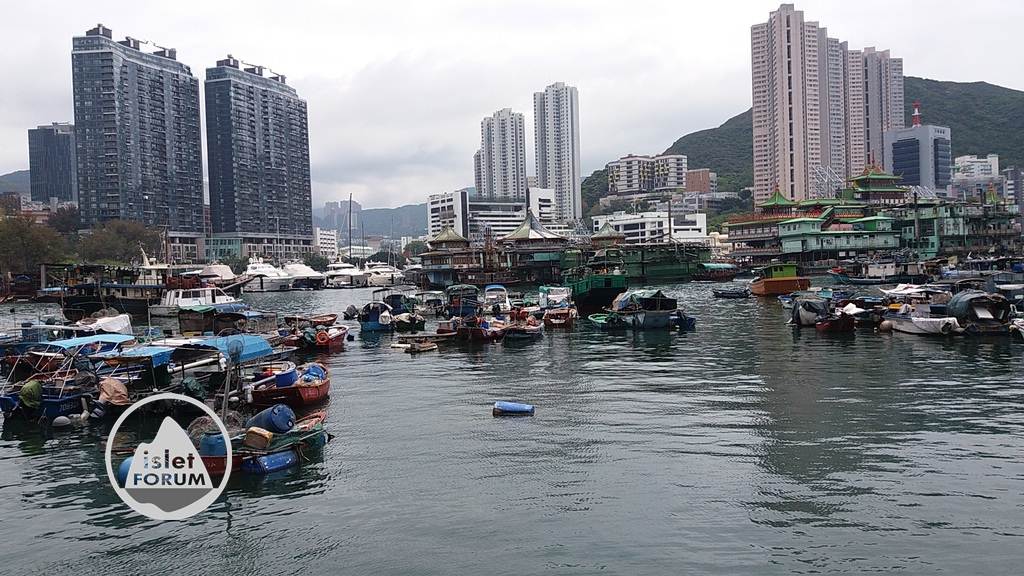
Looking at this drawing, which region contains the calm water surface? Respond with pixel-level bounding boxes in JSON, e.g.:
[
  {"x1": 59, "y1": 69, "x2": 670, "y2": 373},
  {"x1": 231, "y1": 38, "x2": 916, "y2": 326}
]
[{"x1": 1, "y1": 284, "x2": 1022, "y2": 575}]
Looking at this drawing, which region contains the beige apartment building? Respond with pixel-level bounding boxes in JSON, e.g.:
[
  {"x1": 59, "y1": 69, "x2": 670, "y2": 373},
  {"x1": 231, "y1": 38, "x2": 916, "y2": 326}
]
[{"x1": 751, "y1": 4, "x2": 904, "y2": 203}]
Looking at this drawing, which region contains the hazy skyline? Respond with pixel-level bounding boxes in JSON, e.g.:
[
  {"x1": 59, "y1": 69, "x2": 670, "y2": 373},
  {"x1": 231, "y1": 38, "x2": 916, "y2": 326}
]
[{"x1": 2, "y1": 0, "x2": 1021, "y2": 209}]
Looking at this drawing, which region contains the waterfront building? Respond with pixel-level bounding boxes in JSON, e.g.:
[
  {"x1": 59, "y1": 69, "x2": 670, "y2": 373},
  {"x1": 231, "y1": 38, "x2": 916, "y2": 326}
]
[
  {"x1": 606, "y1": 154, "x2": 687, "y2": 196},
  {"x1": 724, "y1": 189, "x2": 798, "y2": 262},
  {"x1": 882, "y1": 102, "x2": 951, "y2": 192},
  {"x1": 314, "y1": 227, "x2": 338, "y2": 260},
  {"x1": 27, "y1": 123, "x2": 76, "y2": 203},
  {"x1": 205, "y1": 55, "x2": 313, "y2": 262},
  {"x1": 779, "y1": 214, "x2": 900, "y2": 260},
  {"x1": 590, "y1": 211, "x2": 708, "y2": 244},
  {"x1": 685, "y1": 169, "x2": 717, "y2": 194},
  {"x1": 466, "y1": 197, "x2": 526, "y2": 241},
  {"x1": 884, "y1": 200, "x2": 1020, "y2": 258},
  {"x1": 72, "y1": 24, "x2": 204, "y2": 260},
  {"x1": 533, "y1": 82, "x2": 582, "y2": 222},
  {"x1": 751, "y1": 4, "x2": 903, "y2": 203},
  {"x1": 842, "y1": 167, "x2": 909, "y2": 205},
  {"x1": 955, "y1": 154, "x2": 1000, "y2": 180},
  {"x1": 427, "y1": 189, "x2": 470, "y2": 238},
  {"x1": 477, "y1": 108, "x2": 528, "y2": 202}
]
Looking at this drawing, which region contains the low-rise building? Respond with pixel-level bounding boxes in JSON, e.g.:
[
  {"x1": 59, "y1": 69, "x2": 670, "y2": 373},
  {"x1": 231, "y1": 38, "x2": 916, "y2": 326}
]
[
  {"x1": 591, "y1": 211, "x2": 707, "y2": 244},
  {"x1": 685, "y1": 169, "x2": 717, "y2": 194},
  {"x1": 606, "y1": 154, "x2": 687, "y2": 195}
]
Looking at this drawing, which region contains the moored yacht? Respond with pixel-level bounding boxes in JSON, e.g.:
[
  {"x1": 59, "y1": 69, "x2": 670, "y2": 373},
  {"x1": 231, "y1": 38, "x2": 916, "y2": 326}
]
[
  {"x1": 282, "y1": 263, "x2": 326, "y2": 290},
  {"x1": 243, "y1": 257, "x2": 294, "y2": 292},
  {"x1": 325, "y1": 261, "x2": 368, "y2": 288},
  {"x1": 149, "y1": 286, "x2": 244, "y2": 318},
  {"x1": 365, "y1": 263, "x2": 404, "y2": 287}
]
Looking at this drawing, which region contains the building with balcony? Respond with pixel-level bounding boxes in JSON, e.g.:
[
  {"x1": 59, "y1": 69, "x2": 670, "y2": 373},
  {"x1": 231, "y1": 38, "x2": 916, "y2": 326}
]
[
  {"x1": 590, "y1": 211, "x2": 707, "y2": 245},
  {"x1": 779, "y1": 215, "x2": 900, "y2": 260},
  {"x1": 606, "y1": 154, "x2": 687, "y2": 196}
]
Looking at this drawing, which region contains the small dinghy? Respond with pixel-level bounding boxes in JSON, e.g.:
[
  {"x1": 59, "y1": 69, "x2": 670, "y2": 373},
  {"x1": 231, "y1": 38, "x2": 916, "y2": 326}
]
[
  {"x1": 492, "y1": 401, "x2": 535, "y2": 417},
  {"x1": 250, "y1": 363, "x2": 330, "y2": 408},
  {"x1": 405, "y1": 340, "x2": 438, "y2": 354},
  {"x1": 713, "y1": 287, "x2": 751, "y2": 299}
]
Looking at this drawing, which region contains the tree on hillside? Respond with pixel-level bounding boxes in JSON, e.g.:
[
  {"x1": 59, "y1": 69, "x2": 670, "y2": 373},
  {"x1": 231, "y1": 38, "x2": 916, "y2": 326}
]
[
  {"x1": 47, "y1": 206, "x2": 81, "y2": 236},
  {"x1": 78, "y1": 220, "x2": 162, "y2": 264},
  {"x1": 403, "y1": 240, "x2": 429, "y2": 257},
  {"x1": 0, "y1": 216, "x2": 66, "y2": 273},
  {"x1": 303, "y1": 252, "x2": 330, "y2": 272},
  {"x1": 581, "y1": 168, "x2": 610, "y2": 216}
]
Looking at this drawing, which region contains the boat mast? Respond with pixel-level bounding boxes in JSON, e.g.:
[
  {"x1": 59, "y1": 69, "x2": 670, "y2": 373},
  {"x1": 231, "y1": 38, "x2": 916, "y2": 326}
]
[{"x1": 348, "y1": 192, "x2": 353, "y2": 261}]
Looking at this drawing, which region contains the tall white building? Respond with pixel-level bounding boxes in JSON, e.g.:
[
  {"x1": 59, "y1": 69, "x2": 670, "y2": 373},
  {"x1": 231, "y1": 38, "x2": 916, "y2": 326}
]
[
  {"x1": 427, "y1": 188, "x2": 470, "y2": 238},
  {"x1": 313, "y1": 227, "x2": 338, "y2": 260},
  {"x1": 751, "y1": 4, "x2": 903, "y2": 203},
  {"x1": 476, "y1": 109, "x2": 527, "y2": 201},
  {"x1": 591, "y1": 211, "x2": 708, "y2": 244},
  {"x1": 533, "y1": 82, "x2": 582, "y2": 222}
]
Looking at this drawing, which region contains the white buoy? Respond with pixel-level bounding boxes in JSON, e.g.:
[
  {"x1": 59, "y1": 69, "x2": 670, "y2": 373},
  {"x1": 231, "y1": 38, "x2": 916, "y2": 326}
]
[
  {"x1": 51, "y1": 416, "x2": 72, "y2": 427},
  {"x1": 878, "y1": 320, "x2": 893, "y2": 333}
]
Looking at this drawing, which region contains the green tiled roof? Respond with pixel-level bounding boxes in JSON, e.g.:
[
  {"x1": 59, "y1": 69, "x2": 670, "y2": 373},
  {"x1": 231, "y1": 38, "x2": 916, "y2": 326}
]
[
  {"x1": 757, "y1": 188, "x2": 796, "y2": 207},
  {"x1": 429, "y1": 225, "x2": 468, "y2": 244},
  {"x1": 500, "y1": 210, "x2": 565, "y2": 242}
]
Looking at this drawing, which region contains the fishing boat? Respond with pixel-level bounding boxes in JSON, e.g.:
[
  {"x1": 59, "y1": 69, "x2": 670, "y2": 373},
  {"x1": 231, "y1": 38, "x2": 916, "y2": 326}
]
[
  {"x1": 444, "y1": 284, "x2": 481, "y2": 318},
  {"x1": 149, "y1": 286, "x2": 243, "y2": 318},
  {"x1": 199, "y1": 410, "x2": 328, "y2": 477},
  {"x1": 415, "y1": 291, "x2": 446, "y2": 315},
  {"x1": 605, "y1": 289, "x2": 677, "y2": 329},
  {"x1": 670, "y1": 310, "x2": 697, "y2": 332},
  {"x1": 307, "y1": 325, "x2": 348, "y2": 349},
  {"x1": 713, "y1": 287, "x2": 751, "y2": 299},
  {"x1": 828, "y1": 261, "x2": 930, "y2": 286},
  {"x1": 692, "y1": 262, "x2": 739, "y2": 282},
  {"x1": 588, "y1": 312, "x2": 629, "y2": 330},
  {"x1": 483, "y1": 284, "x2": 513, "y2": 314},
  {"x1": 243, "y1": 258, "x2": 294, "y2": 292},
  {"x1": 538, "y1": 286, "x2": 572, "y2": 310},
  {"x1": 750, "y1": 263, "x2": 811, "y2": 296},
  {"x1": 393, "y1": 312, "x2": 426, "y2": 332},
  {"x1": 542, "y1": 307, "x2": 578, "y2": 329},
  {"x1": 563, "y1": 249, "x2": 629, "y2": 314},
  {"x1": 886, "y1": 309, "x2": 962, "y2": 335},
  {"x1": 502, "y1": 310, "x2": 544, "y2": 341},
  {"x1": 789, "y1": 297, "x2": 830, "y2": 327},
  {"x1": 377, "y1": 286, "x2": 419, "y2": 314},
  {"x1": 452, "y1": 316, "x2": 505, "y2": 342},
  {"x1": 358, "y1": 301, "x2": 395, "y2": 332},
  {"x1": 945, "y1": 290, "x2": 1011, "y2": 335},
  {"x1": 250, "y1": 362, "x2": 329, "y2": 408},
  {"x1": 282, "y1": 313, "x2": 339, "y2": 328},
  {"x1": 815, "y1": 312, "x2": 856, "y2": 333}
]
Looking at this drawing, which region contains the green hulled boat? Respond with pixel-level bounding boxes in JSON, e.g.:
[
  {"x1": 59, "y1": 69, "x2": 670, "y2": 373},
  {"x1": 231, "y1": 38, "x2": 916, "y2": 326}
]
[{"x1": 564, "y1": 248, "x2": 628, "y2": 315}]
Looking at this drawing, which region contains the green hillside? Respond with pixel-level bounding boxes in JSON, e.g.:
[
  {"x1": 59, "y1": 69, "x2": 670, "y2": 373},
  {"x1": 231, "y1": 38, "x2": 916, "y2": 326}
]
[
  {"x1": 0, "y1": 170, "x2": 30, "y2": 196},
  {"x1": 581, "y1": 76, "x2": 1024, "y2": 213}
]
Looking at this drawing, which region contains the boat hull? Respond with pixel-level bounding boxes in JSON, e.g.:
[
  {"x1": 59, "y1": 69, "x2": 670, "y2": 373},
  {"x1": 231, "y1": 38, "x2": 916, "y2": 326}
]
[
  {"x1": 244, "y1": 276, "x2": 293, "y2": 292},
  {"x1": 251, "y1": 378, "x2": 330, "y2": 408},
  {"x1": 888, "y1": 315, "x2": 961, "y2": 335},
  {"x1": 750, "y1": 277, "x2": 811, "y2": 296}
]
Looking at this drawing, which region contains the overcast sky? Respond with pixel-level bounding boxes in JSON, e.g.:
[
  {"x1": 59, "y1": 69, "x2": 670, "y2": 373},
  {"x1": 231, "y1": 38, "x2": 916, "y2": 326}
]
[{"x1": 1, "y1": 0, "x2": 1021, "y2": 209}]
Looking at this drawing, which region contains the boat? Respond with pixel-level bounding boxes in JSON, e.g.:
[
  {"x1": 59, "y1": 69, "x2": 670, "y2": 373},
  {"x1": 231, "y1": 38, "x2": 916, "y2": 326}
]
[
  {"x1": 542, "y1": 307, "x2": 578, "y2": 329},
  {"x1": 483, "y1": 284, "x2": 513, "y2": 314},
  {"x1": 358, "y1": 301, "x2": 394, "y2": 332},
  {"x1": 282, "y1": 313, "x2": 339, "y2": 328},
  {"x1": 605, "y1": 289, "x2": 678, "y2": 329},
  {"x1": 828, "y1": 260, "x2": 930, "y2": 286},
  {"x1": 563, "y1": 249, "x2": 628, "y2": 315},
  {"x1": 393, "y1": 312, "x2": 426, "y2": 332},
  {"x1": 149, "y1": 286, "x2": 243, "y2": 318},
  {"x1": 325, "y1": 261, "x2": 368, "y2": 288},
  {"x1": 713, "y1": 287, "x2": 751, "y2": 299},
  {"x1": 886, "y1": 310, "x2": 962, "y2": 335},
  {"x1": 250, "y1": 362, "x2": 329, "y2": 408},
  {"x1": 749, "y1": 263, "x2": 811, "y2": 296},
  {"x1": 452, "y1": 316, "x2": 505, "y2": 342},
  {"x1": 443, "y1": 284, "x2": 481, "y2": 318},
  {"x1": 178, "y1": 305, "x2": 276, "y2": 336},
  {"x1": 199, "y1": 410, "x2": 328, "y2": 477},
  {"x1": 692, "y1": 262, "x2": 739, "y2": 282},
  {"x1": 415, "y1": 291, "x2": 446, "y2": 315},
  {"x1": 538, "y1": 286, "x2": 572, "y2": 310},
  {"x1": 670, "y1": 309, "x2": 697, "y2": 332},
  {"x1": 281, "y1": 263, "x2": 327, "y2": 290},
  {"x1": 243, "y1": 258, "x2": 294, "y2": 292},
  {"x1": 945, "y1": 290, "x2": 1011, "y2": 335},
  {"x1": 588, "y1": 312, "x2": 629, "y2": 330},
  {"x1": 405, "y1": 340, "x2": 438, "y2": 354},
  {"x1": 305, "y1": 325, "x2": 348, "y2": 349},
  {"x1": 815, "y1": 312, "x2": 856, "y2": 333},
  {"x1": 365, "y1": 263, "x2": 404, "y2": 287},
  {"x1": 789, "y1": 297, "x2": 830, "y2": 327},
  {"x1": 377, "y1": 286, "x2": 419, "y2": 314},
  {"x1": 502, "y1": 310, "x2": 544, "y2": 341}
]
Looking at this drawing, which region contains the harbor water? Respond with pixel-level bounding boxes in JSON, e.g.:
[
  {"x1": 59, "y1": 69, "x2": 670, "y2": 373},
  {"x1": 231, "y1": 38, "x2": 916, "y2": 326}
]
[{"x1": 1, "y1": 283, "x2": 1023, "y2": 574}]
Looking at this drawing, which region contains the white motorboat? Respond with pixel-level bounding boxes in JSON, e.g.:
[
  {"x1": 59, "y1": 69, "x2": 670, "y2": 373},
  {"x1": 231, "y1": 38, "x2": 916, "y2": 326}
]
[
  {"x1": 483, "y1": 284, "x2": 513, "y2": 313},
  {"x1": 243, "y1": 257, "x2": 294, "y2": 292},
  {"x1": 538, "y1": 286, "x2": 571, "y2": 309},
  {"x1": 282, "y1": 263, "x2": 326, "y2": 290},
  {"x1": 886, "y1": 303, "x2": 962, "y2": 335},
  {"x1": 325, "y1": 261, "x2": 368, "y2": 288},
  {"x1": 148, "y1": 286, "x2": 243, "y2": 318},
  {"x1": 365, "y1": 263, "x2": 404, "y2": 287}
]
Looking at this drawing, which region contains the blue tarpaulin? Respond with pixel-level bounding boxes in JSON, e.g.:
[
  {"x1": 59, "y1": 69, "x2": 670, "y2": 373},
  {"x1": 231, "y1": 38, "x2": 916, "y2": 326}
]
[
  {"x1": 47, "y1": 334, "x2": 135, "y2": 350},
  {"x1": 94, "y1": 346, "x2": 174, "y2": 367},
  {"x1": 195, "y1": 334, "x2": 274, "y2": 362}
]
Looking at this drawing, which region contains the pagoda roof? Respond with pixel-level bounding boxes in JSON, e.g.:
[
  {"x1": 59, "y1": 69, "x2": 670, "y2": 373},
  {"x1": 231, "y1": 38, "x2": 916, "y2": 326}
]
[
  {"x1": 591, "y1": 222, "x2": 626, "y2": 240},
  {"x1": 429, "y1": 225, "x2": 468, "y2": 244},
  {"x1": 500, "y1": 210, "x2": 565, "y2": 242},
  {"x1": 757, "y1": 188, "x2": 796, "y2": 207},
  {"x1": 849, "y1": 166, "x2": 903, "y2": 186}
]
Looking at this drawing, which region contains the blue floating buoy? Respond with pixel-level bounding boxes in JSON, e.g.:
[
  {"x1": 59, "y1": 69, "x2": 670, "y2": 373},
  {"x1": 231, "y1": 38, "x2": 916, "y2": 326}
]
[
  {"x1": 492, "y1": 401, "x2": 535, "y2": 417},
  {"x1": 117, "y1": 456, "x2": 133, "y2": 487}
]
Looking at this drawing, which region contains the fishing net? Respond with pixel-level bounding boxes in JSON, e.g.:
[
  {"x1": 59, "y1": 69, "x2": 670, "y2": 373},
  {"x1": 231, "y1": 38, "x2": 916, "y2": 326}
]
[{"x1": 186, "y1": 410, "x2": 246, "y2": 444}]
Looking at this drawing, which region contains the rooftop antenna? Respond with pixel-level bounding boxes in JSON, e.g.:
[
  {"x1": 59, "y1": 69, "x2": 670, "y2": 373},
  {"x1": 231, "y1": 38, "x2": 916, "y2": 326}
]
[{"x1": 911, "y1": 100, "x2": 922, "y2": 127}]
